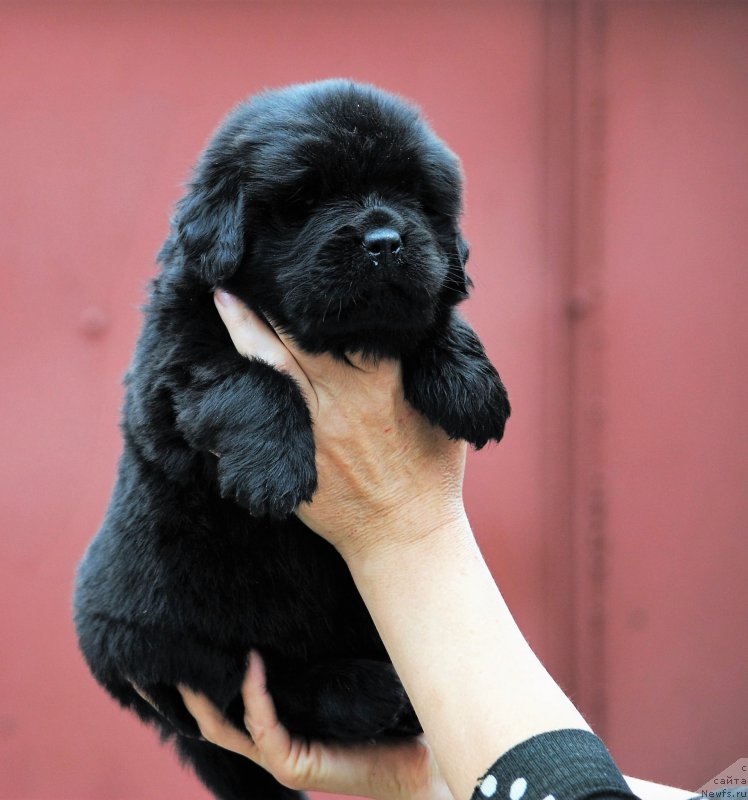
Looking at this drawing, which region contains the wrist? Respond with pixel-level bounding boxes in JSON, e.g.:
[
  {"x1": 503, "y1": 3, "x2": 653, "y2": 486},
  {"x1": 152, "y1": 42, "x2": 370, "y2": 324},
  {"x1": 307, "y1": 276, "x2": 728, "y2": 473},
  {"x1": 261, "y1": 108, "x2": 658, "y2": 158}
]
[{"x1": 336, "y1": 499, "x2": 472, "y2": 568}]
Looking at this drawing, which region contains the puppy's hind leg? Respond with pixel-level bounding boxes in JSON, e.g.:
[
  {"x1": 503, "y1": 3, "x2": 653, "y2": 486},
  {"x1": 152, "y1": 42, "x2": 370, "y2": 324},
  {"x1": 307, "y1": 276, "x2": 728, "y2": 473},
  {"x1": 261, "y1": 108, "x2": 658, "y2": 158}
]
[
  {"x1": 267, "y1": 657, "x2": 421, "y2": 741},
  {"x1": 176, "y1": 735, "x2": 304, "y2": 800}
]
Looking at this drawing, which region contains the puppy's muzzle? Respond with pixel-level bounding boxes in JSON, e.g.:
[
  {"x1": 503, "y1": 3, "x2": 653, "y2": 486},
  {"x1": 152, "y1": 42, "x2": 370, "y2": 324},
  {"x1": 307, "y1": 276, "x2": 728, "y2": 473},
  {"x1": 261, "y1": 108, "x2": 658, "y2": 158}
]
[{"x1": 362, "y1": 227, "x2": 402, "y2": 268}]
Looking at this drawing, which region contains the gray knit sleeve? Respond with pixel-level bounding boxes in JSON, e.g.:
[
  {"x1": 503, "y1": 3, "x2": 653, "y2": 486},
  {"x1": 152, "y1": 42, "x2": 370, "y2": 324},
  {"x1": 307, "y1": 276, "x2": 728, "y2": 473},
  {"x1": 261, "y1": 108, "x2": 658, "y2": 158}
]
[{"x1": 471, "y1": 729, "x2": 665, "y2": 800}]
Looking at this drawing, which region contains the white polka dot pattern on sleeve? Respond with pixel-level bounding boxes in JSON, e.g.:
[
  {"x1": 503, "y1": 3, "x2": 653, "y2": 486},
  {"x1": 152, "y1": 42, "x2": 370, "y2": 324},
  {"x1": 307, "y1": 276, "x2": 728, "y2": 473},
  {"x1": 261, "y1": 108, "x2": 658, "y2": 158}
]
[
  {"x1": 471, "y1": 730, "x2": 637, "y2": 800},
  {"x1": 509, "y1": 777, "x2": 528, "y2": 800}
]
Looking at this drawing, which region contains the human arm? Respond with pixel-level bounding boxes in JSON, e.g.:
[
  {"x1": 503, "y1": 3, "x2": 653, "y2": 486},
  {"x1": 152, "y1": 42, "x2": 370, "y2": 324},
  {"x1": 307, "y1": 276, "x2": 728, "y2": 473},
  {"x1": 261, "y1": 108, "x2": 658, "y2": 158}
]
[
  {"x1": 177, "y1": 291, "x2": 696, "y2": 800},
  {"x1": 212, "y1": 290, "x2": 587, "y2": 797}
]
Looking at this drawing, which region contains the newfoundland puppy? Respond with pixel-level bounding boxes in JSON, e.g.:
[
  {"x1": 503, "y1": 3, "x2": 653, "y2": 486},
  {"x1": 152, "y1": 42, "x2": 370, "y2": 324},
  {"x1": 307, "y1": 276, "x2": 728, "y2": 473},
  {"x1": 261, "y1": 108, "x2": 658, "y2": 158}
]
[{"x1": 74, "y1": 79, "x2": 510, "y2": 800}]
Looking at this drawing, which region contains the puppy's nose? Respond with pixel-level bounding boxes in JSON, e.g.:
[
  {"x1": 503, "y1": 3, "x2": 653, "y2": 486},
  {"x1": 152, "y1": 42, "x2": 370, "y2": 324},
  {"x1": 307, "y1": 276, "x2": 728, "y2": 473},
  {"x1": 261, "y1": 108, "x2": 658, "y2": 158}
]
[{"x1": 363, "y1": 228, "x2": 402, "y2": 267}]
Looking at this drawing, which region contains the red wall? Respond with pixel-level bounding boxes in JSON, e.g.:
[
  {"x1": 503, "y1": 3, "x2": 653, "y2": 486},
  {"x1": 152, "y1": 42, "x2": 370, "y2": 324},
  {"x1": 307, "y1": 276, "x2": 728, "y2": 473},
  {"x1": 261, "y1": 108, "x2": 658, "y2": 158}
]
[{"x1": 1, "y1": 3, "x2": 745, "y2": 798}]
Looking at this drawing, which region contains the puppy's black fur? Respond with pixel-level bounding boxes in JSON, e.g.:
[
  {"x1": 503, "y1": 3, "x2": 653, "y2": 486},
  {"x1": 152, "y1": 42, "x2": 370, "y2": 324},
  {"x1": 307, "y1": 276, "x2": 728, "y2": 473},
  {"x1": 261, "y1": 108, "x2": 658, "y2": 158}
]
[{"x1": 74, "y1": 80, "x2": 510, "y2": 800}]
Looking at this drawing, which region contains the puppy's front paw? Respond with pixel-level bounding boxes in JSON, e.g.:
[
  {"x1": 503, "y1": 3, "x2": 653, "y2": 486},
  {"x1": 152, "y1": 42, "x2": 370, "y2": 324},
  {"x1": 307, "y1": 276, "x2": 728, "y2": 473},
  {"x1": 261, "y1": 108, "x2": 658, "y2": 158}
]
[
  {"x1": 217, "y1": 430, "x2": 317, "y2": 518},
  {"x1": 455, "y1": 366, "x2": 510, "y2": 448},
  {"x1": 410, "y1": 359, "x2": 510, "y2": 449},
  {"x1": 175, "y1": 357, "x2": 317, "y2": 517},
  {"x1": 404, "y1": 314, "x2": 511, "y2": 449}
]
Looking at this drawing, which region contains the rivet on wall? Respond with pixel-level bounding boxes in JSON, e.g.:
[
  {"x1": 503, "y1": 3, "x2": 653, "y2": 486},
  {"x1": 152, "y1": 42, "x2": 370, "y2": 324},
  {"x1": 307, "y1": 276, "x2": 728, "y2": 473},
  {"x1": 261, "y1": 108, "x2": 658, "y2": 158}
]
[{"x1": 78, "y1": 306, "x2": 109, "y2": 339}]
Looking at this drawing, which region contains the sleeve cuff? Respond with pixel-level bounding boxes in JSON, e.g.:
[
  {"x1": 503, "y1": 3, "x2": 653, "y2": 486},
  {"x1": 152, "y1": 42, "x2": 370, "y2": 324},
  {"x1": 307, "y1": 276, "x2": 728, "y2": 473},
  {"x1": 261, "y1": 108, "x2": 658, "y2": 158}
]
[{"x1": 471, "y1": 729, "x2": 639, "y2": 800}]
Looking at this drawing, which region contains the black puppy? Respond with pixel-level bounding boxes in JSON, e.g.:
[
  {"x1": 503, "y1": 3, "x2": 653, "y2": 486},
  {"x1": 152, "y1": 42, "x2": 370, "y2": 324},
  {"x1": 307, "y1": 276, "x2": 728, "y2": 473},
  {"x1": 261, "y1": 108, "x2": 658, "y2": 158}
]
[{"x1": 74, "y1": 79, "x2": 510, "y2": 800}]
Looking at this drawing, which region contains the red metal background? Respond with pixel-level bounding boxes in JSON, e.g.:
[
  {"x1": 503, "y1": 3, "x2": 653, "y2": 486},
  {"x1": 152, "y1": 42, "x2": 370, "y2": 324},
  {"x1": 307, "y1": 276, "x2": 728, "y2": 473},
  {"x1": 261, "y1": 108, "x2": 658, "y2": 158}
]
[{"x1": 1, "y1": 3, "x2": 745, "y2": 798}]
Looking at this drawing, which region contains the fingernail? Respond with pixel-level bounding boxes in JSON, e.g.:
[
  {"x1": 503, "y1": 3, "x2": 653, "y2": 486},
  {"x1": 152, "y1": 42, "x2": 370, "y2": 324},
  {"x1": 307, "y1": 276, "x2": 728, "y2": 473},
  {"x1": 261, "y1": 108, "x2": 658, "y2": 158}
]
[{"x1": 215, "y1": 290, "x2": 236, "y2": 308}]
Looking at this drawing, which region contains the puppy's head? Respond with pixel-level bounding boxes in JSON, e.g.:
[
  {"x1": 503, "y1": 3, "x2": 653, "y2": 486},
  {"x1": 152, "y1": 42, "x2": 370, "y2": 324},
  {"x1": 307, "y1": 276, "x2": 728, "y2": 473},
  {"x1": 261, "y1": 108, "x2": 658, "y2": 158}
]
[{"x1": 169, "y1": 79, "x2": 471, "y2": 356}]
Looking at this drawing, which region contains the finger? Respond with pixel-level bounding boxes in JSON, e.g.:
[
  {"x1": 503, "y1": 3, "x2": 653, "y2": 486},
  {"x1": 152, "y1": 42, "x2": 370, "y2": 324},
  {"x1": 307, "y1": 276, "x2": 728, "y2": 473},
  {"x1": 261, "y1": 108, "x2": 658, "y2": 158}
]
[
  {"x1": 214, "y1": 291, "x2": 316, "y2": 407},
  {"x1": 242, "y1": 653, "x2": 335, "y2": 791},
  {"x1": 178, "y1": 685, "x2": 260, "y2": 762},
  {"x1": 214, "y1": 291, "x2": 281, "y2": 360},
  {"x1": 241, "y1": 653, "x2": 296, "y2": 762}
]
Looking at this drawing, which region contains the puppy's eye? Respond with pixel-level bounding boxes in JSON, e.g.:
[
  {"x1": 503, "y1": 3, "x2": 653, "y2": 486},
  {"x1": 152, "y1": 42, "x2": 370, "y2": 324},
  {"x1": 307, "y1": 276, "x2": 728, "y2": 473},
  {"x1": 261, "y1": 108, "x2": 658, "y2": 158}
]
[
  {"x1": 278, "y1": 189, "x2": 320, "y2": 223},
  {"x1": 418, "y1": 192, "x2": 450, "y2": 219},
  {"x1": 421, "y1": 203, "x2": 451, "y2": 221}
]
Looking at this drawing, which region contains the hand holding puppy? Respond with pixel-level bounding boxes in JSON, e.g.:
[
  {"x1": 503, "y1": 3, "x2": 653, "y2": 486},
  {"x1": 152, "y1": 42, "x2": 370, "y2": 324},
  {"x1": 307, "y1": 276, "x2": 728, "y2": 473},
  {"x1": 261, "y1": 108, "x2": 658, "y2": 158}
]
[
  {"x1": 214, "y1": 289, "x2": 468, "y2": 562},
  {"x1": 178, "y1": 650, "x2": 452, "y2": 800}
]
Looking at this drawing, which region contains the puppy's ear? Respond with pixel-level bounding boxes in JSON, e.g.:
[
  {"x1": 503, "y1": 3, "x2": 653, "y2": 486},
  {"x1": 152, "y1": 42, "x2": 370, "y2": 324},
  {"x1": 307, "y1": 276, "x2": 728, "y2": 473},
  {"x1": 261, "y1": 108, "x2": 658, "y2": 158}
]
[
  {"x1": 172, "y1": 169, "x2": 247, "y2": 285},
  {"x1": 444, "y1": 233, "x2": 473, "y2": 302}
]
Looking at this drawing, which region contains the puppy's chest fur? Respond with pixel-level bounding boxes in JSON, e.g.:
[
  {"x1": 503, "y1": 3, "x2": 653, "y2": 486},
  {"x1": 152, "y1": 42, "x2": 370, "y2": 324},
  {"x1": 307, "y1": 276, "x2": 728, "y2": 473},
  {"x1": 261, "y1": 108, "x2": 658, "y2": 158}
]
[{"x1": 74, "y1": 79, "x2": 510, "y2": 800}]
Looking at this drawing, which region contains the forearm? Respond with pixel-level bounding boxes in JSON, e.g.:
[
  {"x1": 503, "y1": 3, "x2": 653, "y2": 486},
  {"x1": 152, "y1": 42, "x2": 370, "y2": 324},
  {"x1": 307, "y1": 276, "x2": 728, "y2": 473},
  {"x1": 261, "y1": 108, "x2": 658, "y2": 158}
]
[{"x1": 345, "y1": 512, "x2": 590, "y2": 800}]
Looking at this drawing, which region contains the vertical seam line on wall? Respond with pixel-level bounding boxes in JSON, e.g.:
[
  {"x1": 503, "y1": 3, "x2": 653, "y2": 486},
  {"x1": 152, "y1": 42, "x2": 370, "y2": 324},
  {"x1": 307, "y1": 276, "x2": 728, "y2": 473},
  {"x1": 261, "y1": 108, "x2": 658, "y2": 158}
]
[
  {"x1": 570, "y1": 0, "x2": 610, "y2": 735},
  {"x1": 540, "y1": 0, "x2": 577, "y2": 696}
]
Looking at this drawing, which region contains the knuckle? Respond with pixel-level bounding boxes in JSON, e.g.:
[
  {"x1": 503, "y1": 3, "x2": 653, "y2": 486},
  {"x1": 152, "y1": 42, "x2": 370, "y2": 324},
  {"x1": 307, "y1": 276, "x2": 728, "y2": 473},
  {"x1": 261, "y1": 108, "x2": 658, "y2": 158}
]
[
  {"x1": 256, "y1": 739, "x2": 315, "y2": 791},
  {"x1": 274, "y1": 765, "x2": 308, "y2": 792}
]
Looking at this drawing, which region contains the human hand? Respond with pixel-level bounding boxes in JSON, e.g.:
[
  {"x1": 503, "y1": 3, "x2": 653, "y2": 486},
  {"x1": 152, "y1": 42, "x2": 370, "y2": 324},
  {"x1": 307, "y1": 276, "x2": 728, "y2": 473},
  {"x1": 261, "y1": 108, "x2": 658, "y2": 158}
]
[
  {"x1": 213, "y1": 290, "x2": 468, "y2": 561},
  {"x1": 177, "y1": 652, "x2": 453, "y2": 800}
]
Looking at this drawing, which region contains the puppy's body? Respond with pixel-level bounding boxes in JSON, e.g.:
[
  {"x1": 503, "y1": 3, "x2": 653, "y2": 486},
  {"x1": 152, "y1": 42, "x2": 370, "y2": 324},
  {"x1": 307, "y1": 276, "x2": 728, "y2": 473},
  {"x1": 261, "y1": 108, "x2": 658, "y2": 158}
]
[{"x1": 74, "y1": 80, "x2": 510, "y2": 800}]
